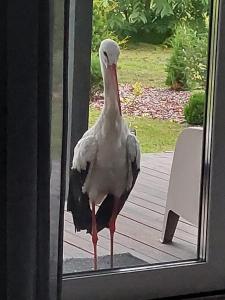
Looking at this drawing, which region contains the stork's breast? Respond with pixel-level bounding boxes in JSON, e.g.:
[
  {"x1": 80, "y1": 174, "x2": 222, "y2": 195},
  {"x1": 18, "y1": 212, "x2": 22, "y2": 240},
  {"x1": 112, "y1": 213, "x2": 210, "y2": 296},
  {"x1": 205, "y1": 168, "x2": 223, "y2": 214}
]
[{"x1": 86, "y1": 149, "x2": 127, "y2": 201}]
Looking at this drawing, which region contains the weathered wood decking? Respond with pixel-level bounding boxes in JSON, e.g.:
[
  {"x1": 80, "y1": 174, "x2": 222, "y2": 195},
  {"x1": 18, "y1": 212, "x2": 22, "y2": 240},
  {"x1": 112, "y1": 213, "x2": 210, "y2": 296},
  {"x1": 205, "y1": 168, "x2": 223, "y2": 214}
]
[{"x1": 63, "y1": 152, "x2": 198, "y2": 267}]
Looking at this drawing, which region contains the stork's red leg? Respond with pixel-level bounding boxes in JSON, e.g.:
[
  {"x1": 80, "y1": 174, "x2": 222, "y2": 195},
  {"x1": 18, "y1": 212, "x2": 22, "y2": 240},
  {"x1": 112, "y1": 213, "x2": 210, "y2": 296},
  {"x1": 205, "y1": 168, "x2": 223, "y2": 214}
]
[
  {"x1": 91, "y1": 202, "x2": 98, "y2": 270},
  {"x1": 108, "y1": 198, "x2": 119, "y2": 268}
]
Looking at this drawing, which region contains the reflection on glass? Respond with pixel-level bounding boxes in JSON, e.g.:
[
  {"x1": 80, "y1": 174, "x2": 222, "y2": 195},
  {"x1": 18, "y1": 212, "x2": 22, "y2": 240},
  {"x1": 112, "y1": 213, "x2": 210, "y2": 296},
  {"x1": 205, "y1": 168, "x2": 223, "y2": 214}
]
[
  {"x1": 63, "y1": 0, "x2": 209, "y2": 273},
  {"x1": 50, "y1": 0, "x2": 64, "y2": 285}
]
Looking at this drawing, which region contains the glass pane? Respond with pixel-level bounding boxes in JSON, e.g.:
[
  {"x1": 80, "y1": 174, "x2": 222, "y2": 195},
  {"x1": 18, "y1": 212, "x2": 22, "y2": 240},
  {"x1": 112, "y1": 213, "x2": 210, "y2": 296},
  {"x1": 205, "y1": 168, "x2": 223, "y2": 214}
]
[
  {"x1": 50, "y1": 0, "x2": 64, "y2": 289},
  {"x1": 64, "y1": 0, "x2": 210, "y2": 273}
]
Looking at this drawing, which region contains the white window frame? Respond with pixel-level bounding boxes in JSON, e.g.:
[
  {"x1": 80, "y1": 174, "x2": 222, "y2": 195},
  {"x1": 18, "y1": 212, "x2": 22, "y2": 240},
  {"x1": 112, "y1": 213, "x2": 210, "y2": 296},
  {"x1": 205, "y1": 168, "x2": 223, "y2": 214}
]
[{"x1": 62, "y1": 0, "x2": 225, "y2": 299}]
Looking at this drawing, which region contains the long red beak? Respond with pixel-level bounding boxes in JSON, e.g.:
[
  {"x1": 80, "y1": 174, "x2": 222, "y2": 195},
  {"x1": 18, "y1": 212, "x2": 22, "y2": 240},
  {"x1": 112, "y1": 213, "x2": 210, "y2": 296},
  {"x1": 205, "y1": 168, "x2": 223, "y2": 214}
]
[{"x1": 108, "y1": 63, "x2": 121, "y2": 115}]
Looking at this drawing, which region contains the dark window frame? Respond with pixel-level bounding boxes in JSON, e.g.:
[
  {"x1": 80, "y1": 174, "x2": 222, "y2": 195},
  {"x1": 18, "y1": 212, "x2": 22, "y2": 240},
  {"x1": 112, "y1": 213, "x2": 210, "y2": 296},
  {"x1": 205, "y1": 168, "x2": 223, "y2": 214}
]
[{"x1": 62, "y1": 0, "x2": 225, "y2": 299}]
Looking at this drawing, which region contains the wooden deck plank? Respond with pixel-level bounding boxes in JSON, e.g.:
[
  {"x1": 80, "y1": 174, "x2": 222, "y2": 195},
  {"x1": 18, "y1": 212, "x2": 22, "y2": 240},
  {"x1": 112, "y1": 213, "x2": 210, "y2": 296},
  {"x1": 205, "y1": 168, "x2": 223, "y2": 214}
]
[
  {"x1": 128, "y1": 193, "x2": 197, "y2": 229},
  {"x1": 63, "y1": 152, "x2": 198, "y2": 267},
  {"x1": 65, "y1": 211, "x2": 197, "y2": 261},
  {"x1": 115, "y1": 216, "x2": 197, "y2": 260},
  {"x1": 123, "y1": 200, "x2": 197, "y2": 236},
  {"x1": 138, "y1": 171, "x2": 170, "y2": 188},
  {"x1": 119, "y1": 203, "x2": 197, "y2": 244},
  {"x1": 65, "y1": 215, "x2": 177, "y2": 263},
  {"x1": 64, "y1": 230, "x2": 111, "y2": 257},
  {"x1": 131, "y1": 189, "x2": 166, "y2": 206},
  {"x1": 65, "y1": 217, "x2": 157, "y2": 263},
  {"x1": 127, "y1": 196, "x2": 198, "y2": 234},
  {"x1": 64, "y1": 241, "x2": 92, "y2": 259},
  {"x1": 140, "y1": 166, "x2": 170, "y2": 180}
]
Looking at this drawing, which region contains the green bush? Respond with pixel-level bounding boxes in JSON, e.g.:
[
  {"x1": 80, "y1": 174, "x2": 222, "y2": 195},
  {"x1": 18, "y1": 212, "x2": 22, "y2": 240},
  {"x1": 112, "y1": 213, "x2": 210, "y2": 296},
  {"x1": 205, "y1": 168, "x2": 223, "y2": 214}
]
[
  {"x1": 92, "y1": 0, "x2": 126, "y2": 52},
  {"x1": 165, "y1": 26, "x2": 189, "y2": 90},
  {"x1": 90, "y1": 54, "x2": 103, "y2": 92},
  {"x1": 166, "y1": 25, "x2": 208, "y2": 90},
  {"x1": 184, "y1": 92, "x2": 205, "y2": 125},
  {"x1": 185, "y1": 32, "x2": 208, "y2": 90},
  {"x1": 97, "y1": 0, "x2": 208, "y2": 44}
]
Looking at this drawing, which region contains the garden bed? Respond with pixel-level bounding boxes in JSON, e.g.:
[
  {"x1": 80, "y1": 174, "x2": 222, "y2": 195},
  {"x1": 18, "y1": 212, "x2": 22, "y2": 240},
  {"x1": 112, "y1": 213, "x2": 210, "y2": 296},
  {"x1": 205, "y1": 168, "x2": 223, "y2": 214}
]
[{"x1": 91, "y1": 84, "x2": 190, "y2": 123}]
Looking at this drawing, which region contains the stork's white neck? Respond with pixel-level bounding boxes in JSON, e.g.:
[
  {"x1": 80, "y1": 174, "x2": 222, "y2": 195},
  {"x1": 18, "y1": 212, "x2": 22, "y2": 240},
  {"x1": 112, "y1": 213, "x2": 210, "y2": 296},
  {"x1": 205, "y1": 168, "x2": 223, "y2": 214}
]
[{"x1": 101, "y1": 65, "x2": 121, "y2": 116}]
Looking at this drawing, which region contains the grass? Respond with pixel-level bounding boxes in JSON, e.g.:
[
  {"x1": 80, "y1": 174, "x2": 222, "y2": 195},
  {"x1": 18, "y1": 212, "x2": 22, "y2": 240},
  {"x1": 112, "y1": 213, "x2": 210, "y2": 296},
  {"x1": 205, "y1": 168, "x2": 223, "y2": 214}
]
[
  {"x1": 118, "y1": 43, "x2": 171, "y2": 87},
  {"x1": 89, "y1": 107, "x2": 183, "y2": 153}
]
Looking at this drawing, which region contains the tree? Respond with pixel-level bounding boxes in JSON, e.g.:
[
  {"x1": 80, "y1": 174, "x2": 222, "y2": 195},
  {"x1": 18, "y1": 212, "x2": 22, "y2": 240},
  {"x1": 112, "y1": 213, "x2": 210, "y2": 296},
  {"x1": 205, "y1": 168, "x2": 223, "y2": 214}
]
[{"x1": 97, "y1": 0, "x2": 208, "y2": 43}]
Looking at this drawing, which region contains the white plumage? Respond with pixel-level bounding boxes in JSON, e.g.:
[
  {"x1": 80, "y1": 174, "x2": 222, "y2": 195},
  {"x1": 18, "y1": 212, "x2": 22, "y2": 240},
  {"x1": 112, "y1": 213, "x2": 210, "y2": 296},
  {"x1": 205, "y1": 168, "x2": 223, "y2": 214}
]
[
  {"x1": 67, "y1": 39, "x2": 140, "y2": 270},
  {"x1": 72, "y1": 109, "x2": 140, "y2": 203}
]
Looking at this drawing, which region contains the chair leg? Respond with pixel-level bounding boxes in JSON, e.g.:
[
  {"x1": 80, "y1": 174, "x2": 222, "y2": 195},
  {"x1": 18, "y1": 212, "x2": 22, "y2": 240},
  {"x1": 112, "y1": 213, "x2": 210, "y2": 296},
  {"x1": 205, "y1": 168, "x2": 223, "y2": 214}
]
[{"x1": 161, "y1": 210, "x2": 180, "y2": 244}]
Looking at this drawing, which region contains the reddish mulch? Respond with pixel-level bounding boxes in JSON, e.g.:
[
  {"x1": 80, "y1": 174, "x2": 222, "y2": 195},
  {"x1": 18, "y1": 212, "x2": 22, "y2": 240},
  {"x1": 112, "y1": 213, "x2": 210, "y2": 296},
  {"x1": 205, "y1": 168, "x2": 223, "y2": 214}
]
[{"x1": 91, "y1": 84, "x2": 191, "y2": 123}]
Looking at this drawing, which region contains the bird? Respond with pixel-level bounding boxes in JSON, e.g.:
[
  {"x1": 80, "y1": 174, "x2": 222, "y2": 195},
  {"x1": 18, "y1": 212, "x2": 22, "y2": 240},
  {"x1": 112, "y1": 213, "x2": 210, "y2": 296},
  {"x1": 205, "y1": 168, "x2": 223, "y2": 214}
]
[{"x1": 67, "y1": 39, "x2": 140, "y2": 271}]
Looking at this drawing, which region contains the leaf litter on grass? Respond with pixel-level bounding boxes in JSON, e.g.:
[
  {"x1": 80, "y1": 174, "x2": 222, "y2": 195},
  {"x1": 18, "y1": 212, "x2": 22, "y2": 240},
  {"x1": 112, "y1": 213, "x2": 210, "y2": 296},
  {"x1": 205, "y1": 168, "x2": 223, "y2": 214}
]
[{"x1": 91, "y1": 84, "x2": 190, "y2": 123}]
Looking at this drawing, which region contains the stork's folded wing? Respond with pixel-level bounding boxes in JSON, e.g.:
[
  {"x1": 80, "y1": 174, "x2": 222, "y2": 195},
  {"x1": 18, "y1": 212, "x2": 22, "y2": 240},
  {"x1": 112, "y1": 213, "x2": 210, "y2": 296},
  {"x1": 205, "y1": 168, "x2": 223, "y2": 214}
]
[{"x1": 68, "y1": 134, "x2": 97, "y2": 233}]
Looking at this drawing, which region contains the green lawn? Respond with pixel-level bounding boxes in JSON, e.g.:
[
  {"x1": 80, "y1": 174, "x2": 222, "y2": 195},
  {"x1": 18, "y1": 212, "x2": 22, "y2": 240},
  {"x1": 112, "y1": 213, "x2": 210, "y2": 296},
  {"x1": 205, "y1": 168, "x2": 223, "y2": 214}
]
[
  {"x1": 89, "y1": 107, "x2": 183, "y2": 153},
  {"x1": 118, "y1": 43, "x2": 171, "y2": 87}
]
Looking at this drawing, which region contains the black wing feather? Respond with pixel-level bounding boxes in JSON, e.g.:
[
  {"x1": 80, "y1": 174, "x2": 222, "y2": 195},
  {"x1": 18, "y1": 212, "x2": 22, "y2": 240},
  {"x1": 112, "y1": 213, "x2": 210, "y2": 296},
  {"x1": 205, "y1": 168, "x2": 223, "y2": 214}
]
[
  {"x1": 95, "y1": 160, "x2": 140, "y2": 233},
  {"x1": 67, "y1": 163, "x2": 92, "y2": 233}
]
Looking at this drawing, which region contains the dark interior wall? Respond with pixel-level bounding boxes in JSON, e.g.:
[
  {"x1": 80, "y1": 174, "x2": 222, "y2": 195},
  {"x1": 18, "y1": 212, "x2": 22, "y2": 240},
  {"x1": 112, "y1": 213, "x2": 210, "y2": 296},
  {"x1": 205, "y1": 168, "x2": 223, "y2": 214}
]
[
  {"x1": 0, "y1": 0, "x2": 52, "y2": 299},
  {"x1": 0, "y1": 1, "x2": 7, "y2": 297}
]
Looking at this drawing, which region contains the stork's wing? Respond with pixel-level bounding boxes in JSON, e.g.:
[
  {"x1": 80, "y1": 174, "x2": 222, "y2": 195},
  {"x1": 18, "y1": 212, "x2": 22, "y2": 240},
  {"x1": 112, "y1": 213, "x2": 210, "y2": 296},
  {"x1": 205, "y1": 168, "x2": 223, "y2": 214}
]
[
  {"x1": 95, "y1": 133, "x2": 140, "y2": 232},
  {"x1": 67, "y1": 135, "x2": 97, "y2": 232}
]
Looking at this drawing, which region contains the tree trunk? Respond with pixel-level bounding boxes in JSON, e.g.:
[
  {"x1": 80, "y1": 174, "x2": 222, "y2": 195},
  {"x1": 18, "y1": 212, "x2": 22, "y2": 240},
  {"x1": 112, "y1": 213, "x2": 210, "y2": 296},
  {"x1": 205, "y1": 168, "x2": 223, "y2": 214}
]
[{"x1": 145, "y1": 0, "x2": 151, "y2": 12}]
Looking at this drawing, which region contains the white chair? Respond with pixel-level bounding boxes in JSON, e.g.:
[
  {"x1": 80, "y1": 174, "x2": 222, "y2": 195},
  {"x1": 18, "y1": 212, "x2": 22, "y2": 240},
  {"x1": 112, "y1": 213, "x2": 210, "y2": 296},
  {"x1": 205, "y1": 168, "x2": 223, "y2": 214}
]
[{"x1": 161, "y1": 127, "x2": 203, "y2": 243}]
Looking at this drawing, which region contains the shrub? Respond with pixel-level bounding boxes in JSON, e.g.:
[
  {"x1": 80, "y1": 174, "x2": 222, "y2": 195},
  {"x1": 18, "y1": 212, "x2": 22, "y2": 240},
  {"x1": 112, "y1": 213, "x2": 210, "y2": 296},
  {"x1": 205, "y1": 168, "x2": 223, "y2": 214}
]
[
  {"x1": 90, "y1": 54, "x2": 103, "y2": 92},
  {"x1": 96, "y1": 0, "x2": 208, "y2": 44},
  {"x1": 132, "y1": 81, "x2": 143, "y2": 96},
  {"x1": 92, "y1": 0, "x2": 127, "y2": 52},
  {"x1": 184, "y1": 92, "x2": 205, "y2": 125},
  {"x1": 165, "y1": 26, "x2": 189, "y2": 90},
  {"x1": 166, "y1": 25, "x2": 208, "y2": 90},
  {"x1": 185, "y1": 32, "x2": 208, "y2": 89}
]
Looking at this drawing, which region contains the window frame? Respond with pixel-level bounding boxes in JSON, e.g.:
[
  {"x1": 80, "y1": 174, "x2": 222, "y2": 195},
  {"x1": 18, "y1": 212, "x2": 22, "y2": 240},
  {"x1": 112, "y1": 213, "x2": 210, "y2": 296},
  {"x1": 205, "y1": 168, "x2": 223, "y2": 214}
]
[{"x1": 62, "y1": 0, "x2": 225, "y2": 299}]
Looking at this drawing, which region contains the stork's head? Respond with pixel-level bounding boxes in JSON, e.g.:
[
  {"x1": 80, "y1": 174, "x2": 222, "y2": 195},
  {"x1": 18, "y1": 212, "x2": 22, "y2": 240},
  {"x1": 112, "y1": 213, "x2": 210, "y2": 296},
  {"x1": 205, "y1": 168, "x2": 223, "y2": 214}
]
[
  {"x1": 99, "y1": 39, "x2": 121, "y2": 115},
  {"x1": 99, "y1": 39, "x2": 120, "y2": 69}
]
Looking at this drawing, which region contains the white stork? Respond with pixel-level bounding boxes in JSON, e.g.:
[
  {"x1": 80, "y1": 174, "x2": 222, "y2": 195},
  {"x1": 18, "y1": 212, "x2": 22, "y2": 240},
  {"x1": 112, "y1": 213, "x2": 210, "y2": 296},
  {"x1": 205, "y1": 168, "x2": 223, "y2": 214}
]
[{"x1": 67, "y1": 39, "x2": 140, "y2": 270}]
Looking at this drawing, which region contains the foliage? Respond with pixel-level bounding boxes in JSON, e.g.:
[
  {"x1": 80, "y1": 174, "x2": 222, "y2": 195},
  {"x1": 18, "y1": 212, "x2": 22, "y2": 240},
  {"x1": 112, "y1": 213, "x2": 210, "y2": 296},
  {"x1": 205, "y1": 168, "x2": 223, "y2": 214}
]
[
  {"x1": 95, "y1": 0, "x2": 208, "y2": 43},
  {"x1": 165, "y1": 26, "x2": 189, "y2": 90},
  {"x1": 132, "y1": 82, "x2": 143, "y2": 96},
  {"x1": 100, "y1": 0, "x2": 174, "y2": 43},
  {"x1": 184, "y1": 92, "x2": 205, "y2": 125},
  {"x1": 185, "y1": 32, "x2": 208, "y2": 89},
  {"x1": 92, "y1": 0, "x2": 128, "y2": 52},
  {"x1": 90, "y1": 53, "x2": 103, "y2": 92},
  {"x1": 89, "y1": 107, "x2": 183, "y2": 153},
  {"x1": 165, "y1": 25, "x2": 208, "y2": 90}
]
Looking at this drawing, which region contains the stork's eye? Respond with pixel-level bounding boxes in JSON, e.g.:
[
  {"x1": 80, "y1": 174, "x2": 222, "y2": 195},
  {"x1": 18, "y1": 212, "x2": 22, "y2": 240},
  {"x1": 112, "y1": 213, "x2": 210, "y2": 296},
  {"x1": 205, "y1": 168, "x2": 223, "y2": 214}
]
[{"x1": 103, "y1": 51, "x2": 108, "y2": 58}]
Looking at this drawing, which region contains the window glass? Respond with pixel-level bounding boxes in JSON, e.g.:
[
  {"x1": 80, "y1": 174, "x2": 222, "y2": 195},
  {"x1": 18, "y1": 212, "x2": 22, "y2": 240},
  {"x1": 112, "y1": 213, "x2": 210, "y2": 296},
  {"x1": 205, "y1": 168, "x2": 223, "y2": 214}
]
[
  {"x1": 63, "y1": 0, "x2": 210, "y2": 274},
  {"x1": 50, "y1": 0, "x2": 64, "y2": 282}
]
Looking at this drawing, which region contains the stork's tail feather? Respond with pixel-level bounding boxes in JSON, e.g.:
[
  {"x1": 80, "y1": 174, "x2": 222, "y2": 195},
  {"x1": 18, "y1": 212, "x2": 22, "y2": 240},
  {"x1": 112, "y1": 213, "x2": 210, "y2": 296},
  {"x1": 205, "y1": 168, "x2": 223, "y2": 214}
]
[
  {"x1": 95, "y1": 161, "x2": 140, "y2": 232},
  {"x1": 67, "y1": 169, "x2": 92, "y2": 232},
  {"x1": 94, "y1": 194, "x2": 114, "y2": 233}
]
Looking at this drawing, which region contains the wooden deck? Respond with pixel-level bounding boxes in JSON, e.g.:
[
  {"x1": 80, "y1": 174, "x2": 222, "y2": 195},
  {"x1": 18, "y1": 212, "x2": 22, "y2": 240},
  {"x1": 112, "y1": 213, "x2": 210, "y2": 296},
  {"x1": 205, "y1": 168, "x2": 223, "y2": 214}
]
[{"x1": 63, "y1": 152, "x2": 198, "y2": 267}]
